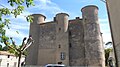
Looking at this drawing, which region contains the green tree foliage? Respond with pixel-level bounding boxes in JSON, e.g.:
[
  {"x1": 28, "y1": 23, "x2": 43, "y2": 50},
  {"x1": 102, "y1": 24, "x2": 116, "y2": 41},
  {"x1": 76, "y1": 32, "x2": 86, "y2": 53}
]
[
  {"x1": 0, "y1": 0, "x2": 35, "y2": 67},
  {"x1": 9, "y1": 36, "x2": 34, "y2": 67},
  {"x1": 105, "y1": 48, "x2": 112, "y2": 66},
  {"x1": 2, "y1": 45, "x2": 9, "y2": 51},
  {"x1": 0, "y1": 44, "x2": 2, "y2": 50},
  {"x1": 0, "y1": 0, "x2": 34, "y2": 44},
  {"x1": 105, "y1": 41, "x2": 113, "y2": 66}
]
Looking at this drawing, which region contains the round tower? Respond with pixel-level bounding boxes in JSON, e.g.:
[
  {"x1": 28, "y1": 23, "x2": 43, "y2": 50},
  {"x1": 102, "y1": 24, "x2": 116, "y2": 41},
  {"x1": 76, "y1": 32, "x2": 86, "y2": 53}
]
[
  {"x1": 32, "y1": 14, "x2": 46, "y2": 24},
  {"x1": 55, "y1": 13, "x2": 69, "y2": 65},
  {"x1": 81, "y1": 5, "x2": 105, "y2": 67},
  {"x1": 56, "y1": 13, "x2": 69, "y2": 32},
  {"x1": 26, "y1": 14, "x2": 46, "y2": 65}
]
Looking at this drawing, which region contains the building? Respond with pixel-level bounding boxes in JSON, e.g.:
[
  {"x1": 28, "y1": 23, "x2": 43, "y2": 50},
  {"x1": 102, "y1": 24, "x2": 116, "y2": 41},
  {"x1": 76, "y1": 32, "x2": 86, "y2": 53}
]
[
  {"x1": 0, "y1": 51, "x2": 25, "y2": 67},
  {"x1": 26, "y1": 5, "x2": 105, "y2": 67},
  {"x1": 106, "y1": 0, "x2": 120, "y2": 66}
]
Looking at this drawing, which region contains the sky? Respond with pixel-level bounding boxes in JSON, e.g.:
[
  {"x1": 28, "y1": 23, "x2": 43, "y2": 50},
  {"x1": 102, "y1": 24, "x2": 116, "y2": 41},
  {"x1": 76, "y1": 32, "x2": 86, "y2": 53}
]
[{"x1": 0, "y1": 0, "x2": 112, "y2": 46}]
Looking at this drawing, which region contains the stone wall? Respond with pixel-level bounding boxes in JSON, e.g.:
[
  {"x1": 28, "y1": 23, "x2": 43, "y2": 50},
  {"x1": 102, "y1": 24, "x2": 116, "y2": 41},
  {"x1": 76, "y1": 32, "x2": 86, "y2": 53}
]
[
  {"x1": 69, "y1": 19, "x2": 85, "y2": 66},
  {"x1": 82, "y1": 5, "x2": 105, "y2": 67},
  {"x1": 38, "y1": 22, "x2": 56, "y2": 65},
  {"x1": 107, "y1": 0, "x2": 120, "y2": 66},
  {"x1": 39, "y1": 22, "x2": 56, "y2": 49},
  {"x1": 26, "y1": 14, "x2": 46, "y2": 65},
  {"x1": 55, "y1": 13, "x2": 69, "y2": 65}
]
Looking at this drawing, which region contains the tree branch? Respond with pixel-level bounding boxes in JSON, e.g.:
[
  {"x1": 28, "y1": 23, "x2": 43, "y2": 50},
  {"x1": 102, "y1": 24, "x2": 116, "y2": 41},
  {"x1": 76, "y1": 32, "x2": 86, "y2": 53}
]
[{"x1": 3, "y1": 41, "x2": 15, "y2": 50}]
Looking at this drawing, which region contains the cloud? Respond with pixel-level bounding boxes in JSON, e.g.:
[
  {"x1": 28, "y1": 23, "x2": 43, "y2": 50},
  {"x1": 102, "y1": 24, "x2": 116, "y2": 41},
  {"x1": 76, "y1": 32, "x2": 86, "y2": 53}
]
[
  {"x1": 10, "y1": 23, "x2": 29, "y2": 30},
  {"x1": 99, "y1": 18, "x2": 112, "y2": 43},
  {"x1": 99, "y1": 18, "x2": 108, "y2": 22},
  {"x1": 6, "y1": 28, "x2": 28, "y2": 39},
  {"x1": 102, "y1": 33, "x2": 112, "y2": 43},
  {"x1": 26, "y1": 0, "x2": 65, "y2": 15}
]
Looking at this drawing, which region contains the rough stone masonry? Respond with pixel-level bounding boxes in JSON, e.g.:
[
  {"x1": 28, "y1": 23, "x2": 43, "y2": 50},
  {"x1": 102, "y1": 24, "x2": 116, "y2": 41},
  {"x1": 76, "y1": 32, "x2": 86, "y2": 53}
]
[{"x1": 26, "y1": 5, "x2": 105, "y2": 67}]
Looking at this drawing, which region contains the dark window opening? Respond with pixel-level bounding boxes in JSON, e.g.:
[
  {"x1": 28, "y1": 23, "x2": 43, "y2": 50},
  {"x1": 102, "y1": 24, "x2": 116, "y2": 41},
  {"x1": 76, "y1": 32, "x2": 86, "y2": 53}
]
[
  {"x1": 59, "y1": 28, "x2": 61, "y2": 31},
  {"x1": 7, "y1": 63, "x2": 9, "y2": 67},
  {"x1": 8, "y1": 55, "x2": 10, "y2": 58},
  {"x1": 69, "y1": 43, "x2": 72, "y2": 48},
  {"x1": 58, "y1": 44, "x2": 61, "y2": 48}
]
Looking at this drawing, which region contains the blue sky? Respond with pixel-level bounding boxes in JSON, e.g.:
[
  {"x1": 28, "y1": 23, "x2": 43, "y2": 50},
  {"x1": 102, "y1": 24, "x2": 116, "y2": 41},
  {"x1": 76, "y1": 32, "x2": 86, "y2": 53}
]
[{"x1": 0, "y1": 0, "x2": 112, "y2": 46}]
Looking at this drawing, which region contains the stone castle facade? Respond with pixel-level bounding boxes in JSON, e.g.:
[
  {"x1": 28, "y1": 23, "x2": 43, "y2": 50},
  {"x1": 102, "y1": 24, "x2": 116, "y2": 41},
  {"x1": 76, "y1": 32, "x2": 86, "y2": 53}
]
[{"x1": 26, "y1": 5, "x2": 105, "y2": 67}]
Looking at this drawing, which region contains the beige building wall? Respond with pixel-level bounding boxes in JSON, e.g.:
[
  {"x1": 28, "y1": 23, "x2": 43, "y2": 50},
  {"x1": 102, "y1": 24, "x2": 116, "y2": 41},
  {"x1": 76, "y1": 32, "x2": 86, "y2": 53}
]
[
  {"x1": 106, "y1": 0, "x2": 120, "y2": 66},
  {"x1": 0, "y1": 51, "x2": 25, "y2": 67}
]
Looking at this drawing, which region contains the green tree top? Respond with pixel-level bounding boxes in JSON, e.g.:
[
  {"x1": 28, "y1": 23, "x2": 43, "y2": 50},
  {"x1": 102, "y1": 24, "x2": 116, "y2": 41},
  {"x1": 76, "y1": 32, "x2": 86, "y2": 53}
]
[{"x1": 0, "y1": 0, "x2": 35, "y2": 67}]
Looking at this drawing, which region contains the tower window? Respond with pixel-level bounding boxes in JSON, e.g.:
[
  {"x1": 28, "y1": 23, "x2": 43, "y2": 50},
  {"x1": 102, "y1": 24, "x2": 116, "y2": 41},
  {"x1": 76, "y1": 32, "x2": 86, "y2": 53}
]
[
  {"x1": 58, "y1": 44, "x2": 61, "y2": 48},
  {"x1": 60, "y1": 52, "x2": 65, "y2": 60},
  {"x1": 59, "y1": 28, "x2": 61, "y2": 31},
  {"x1": 69, "y1": 43, "x2": 72, "y2": 48}
]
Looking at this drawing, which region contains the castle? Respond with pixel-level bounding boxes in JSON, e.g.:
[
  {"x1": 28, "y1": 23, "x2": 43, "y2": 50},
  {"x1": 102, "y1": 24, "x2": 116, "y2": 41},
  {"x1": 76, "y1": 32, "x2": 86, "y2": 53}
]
[{"x1": 26, "y1": 5, "x2": 105, "y2": 67}]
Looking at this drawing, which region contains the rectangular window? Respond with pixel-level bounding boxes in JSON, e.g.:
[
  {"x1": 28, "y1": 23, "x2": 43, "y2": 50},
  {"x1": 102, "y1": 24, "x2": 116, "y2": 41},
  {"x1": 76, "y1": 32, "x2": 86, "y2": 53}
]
[
  {"x1": 8, "y1": 55, "x2": 10, "y2": 58},
  {"x1": 7, "y1": 63, "x2": 9, "y2": 67},
  {"x1": 60, "y1": 52, "x2": 65, "y2": 60}
]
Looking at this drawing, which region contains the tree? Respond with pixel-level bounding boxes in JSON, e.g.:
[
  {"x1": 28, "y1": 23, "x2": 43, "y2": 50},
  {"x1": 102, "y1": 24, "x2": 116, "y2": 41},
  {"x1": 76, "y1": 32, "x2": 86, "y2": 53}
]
[
  {"x1": 0, "y1": 44, "x2": 2, "y2": 50},
  {"x1": 105, "y1": 41, "x2": 113, "y2": 66},
  {"x1": 9, "y1": 35, "x2": 34, "y2": 67},
  {"x1": 2, "y1": 45, "x2": 9, "y2": 51},
  {"x1": 105, "y1": 48, "x2": 112, "y2": 66},
  {"x1": 0, "y1": 0, "x2": 35, "y2": 67}
]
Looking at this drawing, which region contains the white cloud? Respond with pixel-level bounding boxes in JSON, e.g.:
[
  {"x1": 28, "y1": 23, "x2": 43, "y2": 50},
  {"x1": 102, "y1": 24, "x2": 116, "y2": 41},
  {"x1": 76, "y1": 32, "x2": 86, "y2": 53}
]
[
  {"x1": 10, "y1": 23, "x2": 29, "y2": 30},
  {"x1": 27, "y1": 0, "x2": 65, "y2": 14},
  {"x1": 99, "y1": 18, "x2": 108, "y2": 22},
  {"x1": 5, "y1": 28, "x2": 29, "y2": 44},
  {"x1": 6, "y1": 28, "x2": 28, "y2": 38},
  {"x1": 99, "y1": 18, "x2": 112, "y2": 44},
  {"x1": 102, "y1": 33, "x2": 112, "y2": 43}
]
